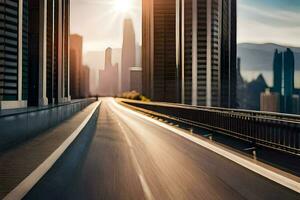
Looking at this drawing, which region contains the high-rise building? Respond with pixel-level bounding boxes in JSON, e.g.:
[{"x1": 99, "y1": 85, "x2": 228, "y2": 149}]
[
  {"x1": 0, "y1": 0, "x2": 70, "y2": 110},
  {"x1": 121, "y1": 18, "x2": 136, "y2": 93},
  {"x1": 81, "y1": 65, "x2": 90, "y2": 98},
  {"x1": 99, "y1": 48, "x2": 119, "y2": 96},
  {"x1": 181, "y1": 0, "x2": 237, "y2": 107},
  {"x1": 283, "y1": 48, "x2": 294, "y2": 97},
  {"x1": 28, "y1": 0, "x2": 70, "y2": 106},
  {"x1": 70, "y1": 34, "x2": 83, "y2": 99},
  {"x1": 260, "y1": 89, "x2": 280, "y2": 113},
  {"x1": 0, "y1": 0, "x2": 29, "y2": 109},
  {"x1": 271, "y1": 48, "x2": 295, "y2": 113},
  {"x1": 273, "y1": 49, "x2": 283, "y2": 94},
  {"x1": 130, "y1": 67, "x2": 142, "y2": 93},
  {"x1": 142, "y1": 0, "x2": 180, "y2": 102}
]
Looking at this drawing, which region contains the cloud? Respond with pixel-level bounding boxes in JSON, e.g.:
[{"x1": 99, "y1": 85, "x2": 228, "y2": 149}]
[{"x1": 237, "y1": 2, "x2": 300, "y2": 46}]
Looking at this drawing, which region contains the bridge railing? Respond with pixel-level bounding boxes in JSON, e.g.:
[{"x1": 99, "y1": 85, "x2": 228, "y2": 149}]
[{"x1": 120, "y1": 99, "x2": 300, "y2": 156}]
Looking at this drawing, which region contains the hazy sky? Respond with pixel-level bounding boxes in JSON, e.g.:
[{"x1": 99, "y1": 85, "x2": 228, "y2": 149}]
[
  {"x1": 71, "y1": 0, "x2": 300, "y2": 53},
  {"x1": 238, "y1": 0, "x2": 300, "y2": 46},
  {"x1": 71, "y1": 0, "x2": 141, "y2": 53}
]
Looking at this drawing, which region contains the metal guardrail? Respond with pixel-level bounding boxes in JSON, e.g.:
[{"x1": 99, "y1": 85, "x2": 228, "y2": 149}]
[{"x1": 120, "y1": 99, "x2": 300, "y2": 156}]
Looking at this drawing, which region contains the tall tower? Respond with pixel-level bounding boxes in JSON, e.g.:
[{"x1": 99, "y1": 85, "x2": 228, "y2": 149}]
[
  {"x1": 0, "y1": 0, "x2": 29, "y2": 110},
  {"x1": 121, "y1": 18, "x2": 136, "y2": 93},
  {"x1": 273, "y1": 49, "x2": 283, "y2": 94},
  {"x1": 220, "y1": 0, "x2": 237, "y2": 108},
  {"x1": 272, "y1": 48, "x2": 295, "y2": 113},
  {"x1": 181, "y1": 0, "x2": 237, "y2": 107},
  {"x1": 142, "y1": 0, "x2": 180, "y2": 102},
  {"x1": 105, "y1": 47, "x2": 113, "y2": 67},
  {"x1": 283, "y1": 48, "x2": 294, "y2": 97},
  {"x1": 28, "y1": 0, "x2": 70, "y2": 106},
  {"x1": 99, "y1": 47, "x2": 119, "y2": 96},
  {"x1": 70, "y1": 34, "x2": 83, "y2": 99}
]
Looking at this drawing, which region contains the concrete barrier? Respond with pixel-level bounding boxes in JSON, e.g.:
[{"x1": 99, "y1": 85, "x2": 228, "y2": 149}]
[{"x1": 0, "y1": 98, "x2": 96, "y2": 152}]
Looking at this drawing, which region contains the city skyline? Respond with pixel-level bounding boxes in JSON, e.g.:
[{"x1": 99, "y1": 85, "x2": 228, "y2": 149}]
[
  {"x1": 71, "y1": 0, "x2": 300, "y2": 53},
  {"x1": 71, "y1": 0, "x2": 142, "y2": 53},
  {"x1": 0, "y1": 1, "x2": 299, "y2": 199}
]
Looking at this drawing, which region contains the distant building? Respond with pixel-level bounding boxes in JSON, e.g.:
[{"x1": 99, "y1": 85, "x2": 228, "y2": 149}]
[
  {"x1": 260, "y1": 89, "x2": 280, "y2": 113},
  {"x1": 81, "y1": 65, "x2": 90, "y2": 98},
  {"x1": 89, "y1": 68, "x2": 99, "y2": 96},
  {"x1": 291, "y1": 95, "x2": 300, "y2": 114},
  {"x1": 271, "y1": 48, "x2": 296, "y2": 114},
  {"x1": 70, "y1": 34, "x2": 83, "y2": 99},
  {"x1": 130, "y1": 67, "x2": 142, "y2": 93},
  {"x1": 142, "y1": 0, "x2": 180, "y2": 102},
  {"x1": 99, "y1": 48, "x2": 119, "y2": 96},
  {"x1": 121, "y1": 19, "x2": 136, "y2": 93}
]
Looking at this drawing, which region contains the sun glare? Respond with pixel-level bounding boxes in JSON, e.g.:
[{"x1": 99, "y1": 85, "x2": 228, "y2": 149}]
[{"x1": 114, "y1": 0, "x2": 132, "y2": 13}]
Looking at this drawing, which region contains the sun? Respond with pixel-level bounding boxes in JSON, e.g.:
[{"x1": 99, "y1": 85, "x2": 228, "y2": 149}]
[{"x1": 114, "y1": 0, "x2": 132, "y2": 13}]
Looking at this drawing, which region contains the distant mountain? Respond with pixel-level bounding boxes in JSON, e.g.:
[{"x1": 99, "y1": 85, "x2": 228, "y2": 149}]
[{"x1": 237, "y1": 43, "x2": 300, "y2": 71}]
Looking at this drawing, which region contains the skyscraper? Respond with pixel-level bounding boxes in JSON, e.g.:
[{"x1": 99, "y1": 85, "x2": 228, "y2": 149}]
[
  {"x1": 181, "y1": 0, "x2": 237, "y2": 107},
  {"x1": 0, "y1": 0, "x2": 28, "y2": 109},
  {"x1": 99, "y1": 48, "x2": 119, "y2": 96},
  {"x1": 81, "y1": 65, "x2": 90, "y2": 98},
  {"x1": 283, "y1": 48, "x2": 294, "y2": 97},
  {"x1": 142, "y1": 0, "x2": 180, "y2": 102},
  {"x1": 28, "y1": 0, "x2": 70, "y2": 106},
  {"x1": 70, "y1": 34, "x2": 83, "y2": 99},
  {"x1": 0, "y1": 0, "x2": 70, "y2": 110},
  {"x1": 121, "y1": 18, "x2": 136, "y2": 93},
  {"x1": 273, "y1": 49, "x2": 283, "y2": 94},
  {"x1": 28, "y1": 0, "x2": 48, "y2": 106},
  {"x1": 272, "y1": 48, "x2": 296, "y2": 113}
]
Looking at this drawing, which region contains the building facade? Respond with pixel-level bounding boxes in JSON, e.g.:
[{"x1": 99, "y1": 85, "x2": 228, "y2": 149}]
[
  {"x1": 130, "y1": 67, "x2": 142, "y2": 93},
  {"x1": 142, "y1": 0, "x2": 181, "y2": 102},
  {"x1": 181, "y1": 0, "x2": 236, "y2": 107},
  {"x1": 28, "y1": 0, "x2": 70, "y2": 106},
  {"x1": 99, "y1": 47, "x2": 119, "y2": 96},
  {"x1": 142, "y1": 0, "x2": 236, "y2": 106},
  {"x1": 0, "y1": 0, "x2": 70, "y2": 110},
  {"x1": 271, "y1": 48, "x2": 296, "y2": 113},
  {"x1": 121, "y1": 18, "x2": 136, "y2": 93},
  {"x1": 260, "y1": 89, "x2": 280, "y2": 113},
  {"x1": 81, "y1": 65, "x2": 90, "y2": 98},
  {"x1": 0, "y1": 0, "x2": 28, "y2": 109},
  {"x1": 70, "y1": 34, "x2": 83, "y2": 99}
]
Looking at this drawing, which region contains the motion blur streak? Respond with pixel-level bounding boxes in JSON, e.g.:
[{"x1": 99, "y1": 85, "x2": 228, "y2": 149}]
[{"x1": 25, "y1": 98, "x2": 299, "y2": 200}]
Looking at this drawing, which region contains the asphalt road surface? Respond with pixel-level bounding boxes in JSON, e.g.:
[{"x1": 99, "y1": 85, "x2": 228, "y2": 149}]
[{"x1": 25, "y1": 98, "x2": 299, "y2": 200}]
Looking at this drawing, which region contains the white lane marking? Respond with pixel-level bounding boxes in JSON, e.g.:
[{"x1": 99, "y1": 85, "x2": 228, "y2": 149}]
[
  {"x1": 112, "y1": 99, "x2": 300, "y2": 193},
  {"x1": 4, "y1": 101, "x2": 101, "y2": 200},
  {"x1": 108, "y1": 103, "x2": 154, "y2": 200}
]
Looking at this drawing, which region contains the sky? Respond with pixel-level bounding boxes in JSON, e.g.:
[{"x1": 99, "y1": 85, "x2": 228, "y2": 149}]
[
  {"x1": 71, "y1": 0, "x2": 141, "y2": 53},
  {"x1": 70, "y1": 0, "x2": 300, "y2": 52},
  {"x1": 238, "y1": 0, "x2": 300, "y2": 46}
]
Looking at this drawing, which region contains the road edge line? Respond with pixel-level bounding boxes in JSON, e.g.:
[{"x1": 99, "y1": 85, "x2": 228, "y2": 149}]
[
  {"x1": 3, "y1": 101, "x2": 101, "y2": 200},
  {"x1": 113, "y1": 100, "x2": 300, "y2": 193}
]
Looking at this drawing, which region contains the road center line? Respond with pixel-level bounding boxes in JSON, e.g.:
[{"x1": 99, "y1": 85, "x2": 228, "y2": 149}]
[{"x1": 108, "y1": 103, "x2": 154, "y2": 200}]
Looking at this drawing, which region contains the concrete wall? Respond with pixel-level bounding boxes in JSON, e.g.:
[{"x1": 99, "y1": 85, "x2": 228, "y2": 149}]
[{"x1": 0, "y1": 98, "x2": 95, "y2": 152}]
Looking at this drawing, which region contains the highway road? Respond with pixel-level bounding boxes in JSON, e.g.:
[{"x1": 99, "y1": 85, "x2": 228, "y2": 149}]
[{"x1": 25, "y1": 98, "x2": 299, "y2": 200}]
